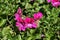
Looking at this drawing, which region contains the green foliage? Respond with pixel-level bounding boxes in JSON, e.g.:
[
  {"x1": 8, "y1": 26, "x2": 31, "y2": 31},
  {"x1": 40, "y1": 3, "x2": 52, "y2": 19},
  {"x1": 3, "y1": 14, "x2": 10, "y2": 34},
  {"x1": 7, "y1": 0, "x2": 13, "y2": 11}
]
[
  {"x1": 0, "y1": 19, "x2": 6, "y2": 27},
  {"x1": 0, "y1": 0, "x2": 60, "y2": 40}
]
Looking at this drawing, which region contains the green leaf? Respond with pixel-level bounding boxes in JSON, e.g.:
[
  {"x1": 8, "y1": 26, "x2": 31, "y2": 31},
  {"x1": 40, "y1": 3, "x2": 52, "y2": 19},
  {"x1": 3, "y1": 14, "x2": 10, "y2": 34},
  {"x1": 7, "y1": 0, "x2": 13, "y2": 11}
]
[
  {"x1": 27, "y1": 37, "x2": 32, "y2": 40},
  {"x1": 36, "y1": 0, "x2": 45, "y2": 4},
  {"x1": 2, "y1": 26, "x2": 12, "y2": 36},
  {"x1": 25, "y1": 3, "x2": 32, "y2": 9},
  {"x1": 14, "y1": 35, "x2": 22, "y2": 40},
  {"x1": 17, "y1": 35, "x2": 22, "y2": 40},
  {"x1": 0, "y1": 19, "x2": 6, "y2": 27}
]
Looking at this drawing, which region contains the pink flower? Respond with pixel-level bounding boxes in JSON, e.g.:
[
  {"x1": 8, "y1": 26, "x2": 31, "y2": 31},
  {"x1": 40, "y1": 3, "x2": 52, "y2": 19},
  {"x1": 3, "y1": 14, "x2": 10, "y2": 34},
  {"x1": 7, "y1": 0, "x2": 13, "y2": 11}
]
[
  {"x1": 24, "y1": 17, "x2": 34, "y2": 23},
  {"x1": 14, "y1": 13, "x2": 24, "y2": 22},
  {"x1": 51, "y1": 0, "x2": 60, "y2": 7},
  {"x1": 14, "y1": 7, "x2": 22, "y2": 20},
  {"x1": 52, "y1": 2, "x2": 60, "y2": 7},
  {"x1": 17, "y1": 7, "x2": 22, "y2": 16},
  {"x1": 14, "y1": 13, "x2": 20, "y2": 21},
  {"x1": 47, "y1": 0, "x2": 51, "y2": 3},
  {"x1": 25, "y1": 24, "x2": 32, "y2": 28},
  {"x1": 47, "y1": 0, "x2": 60, "y2": 7},
  {"x1": 33, "y1": 12, "x2": 43, "y2": 20},
  {"x1": 52, "y1": 0, "x2": 59, "y2": 3},
  {"x1": 14, "y1": 7, "x2": 23, "y2": 22},
  {"x1": 32, "y1": 22, "x2": 37, "y2": 28},
  {"x1": 24, "y1": 17, "x2": 37, "y2": 28},
  {"x1": 14, "y1": 7, "x2": 26, "y2": 31},
  {"x1": 14, "y1": 7, "x2": 41, "y2": 31},
  {"x1": 15, "y1": 17, "x2": 37, "y2": 31},
  {"x1": 16, "y1": 22, "x2": 26, "y2": 31},
  {"x1": 25, "y1": 23, "x2": 37, "y2": 28}
]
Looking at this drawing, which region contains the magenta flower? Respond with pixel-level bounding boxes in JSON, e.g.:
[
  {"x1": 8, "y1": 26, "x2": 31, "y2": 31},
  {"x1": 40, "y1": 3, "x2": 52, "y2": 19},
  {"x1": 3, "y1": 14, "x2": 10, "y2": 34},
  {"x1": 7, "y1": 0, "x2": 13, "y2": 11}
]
[
  {"x1": 52, "y1": 0, "x2": 59, "y2": 3},
  {"x1": 14, "y1": 7, "x2": 24, "y2": 22},
  {"x1": 14, "y1": 13, "x2": 24, "y2": 23},
  {"x1": 33, "y1": 12, "x2": 43, "y2": 20},
  {"x1": 32, "y1": 22, "x2": 37, "y2": 28},
  {"x1": 14, "y1": 13, "x2": 20, "y2": 21},
  {"x1": 25, "y1": 24, "x2": 32, "y2": 28},
  {"x1": 16, "y1": 7, "x2": 22, "y2": 16},
  {"x1": 15, "y1": 17, "x2": 37, "y2": 31},
  {"x1": 14, "y1": 7, "x2": 26, "y2": 31},
  {"x1": 47, "y1": 0, "x2": 60, "y2": 7},
  {"x1": 25, "y1": 23, "x2": 37, "y2": 28},
  {"x1": 14, "y1": 7, "x2": 43, "y2": 31},
  {"x1": 51, "y1": 0, "x2": 60, "y2": 7},
  {"x1": 24, "y1": 17, "x2": 34, "y2": 23},
  {"x1": 47, "y1": 0, "x2": 51, "y2": 3},
  {"x1": 24, "y1": 17, "x2": 37, "y2": 28},
  {"x1": 16, "y1": 22, "x2": 26, "y2": 31}
]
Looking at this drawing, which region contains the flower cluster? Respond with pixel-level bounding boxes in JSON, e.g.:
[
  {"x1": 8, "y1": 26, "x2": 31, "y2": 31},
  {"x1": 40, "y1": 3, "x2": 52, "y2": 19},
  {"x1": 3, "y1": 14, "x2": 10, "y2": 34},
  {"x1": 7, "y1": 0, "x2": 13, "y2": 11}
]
[
  {"x1": 14, "y1": 7, "x2": 43, "y2": 31},
  {"x1": 47, "y1": 0, "x2": 60, "y2": 7}
]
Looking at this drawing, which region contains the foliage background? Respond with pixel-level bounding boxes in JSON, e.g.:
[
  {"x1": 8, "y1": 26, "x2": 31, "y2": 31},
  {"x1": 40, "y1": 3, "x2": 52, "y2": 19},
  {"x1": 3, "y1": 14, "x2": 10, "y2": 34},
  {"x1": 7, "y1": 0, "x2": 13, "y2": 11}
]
[{"x1": 0, "y1": 0, "x2": 60, "y2": 40}]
